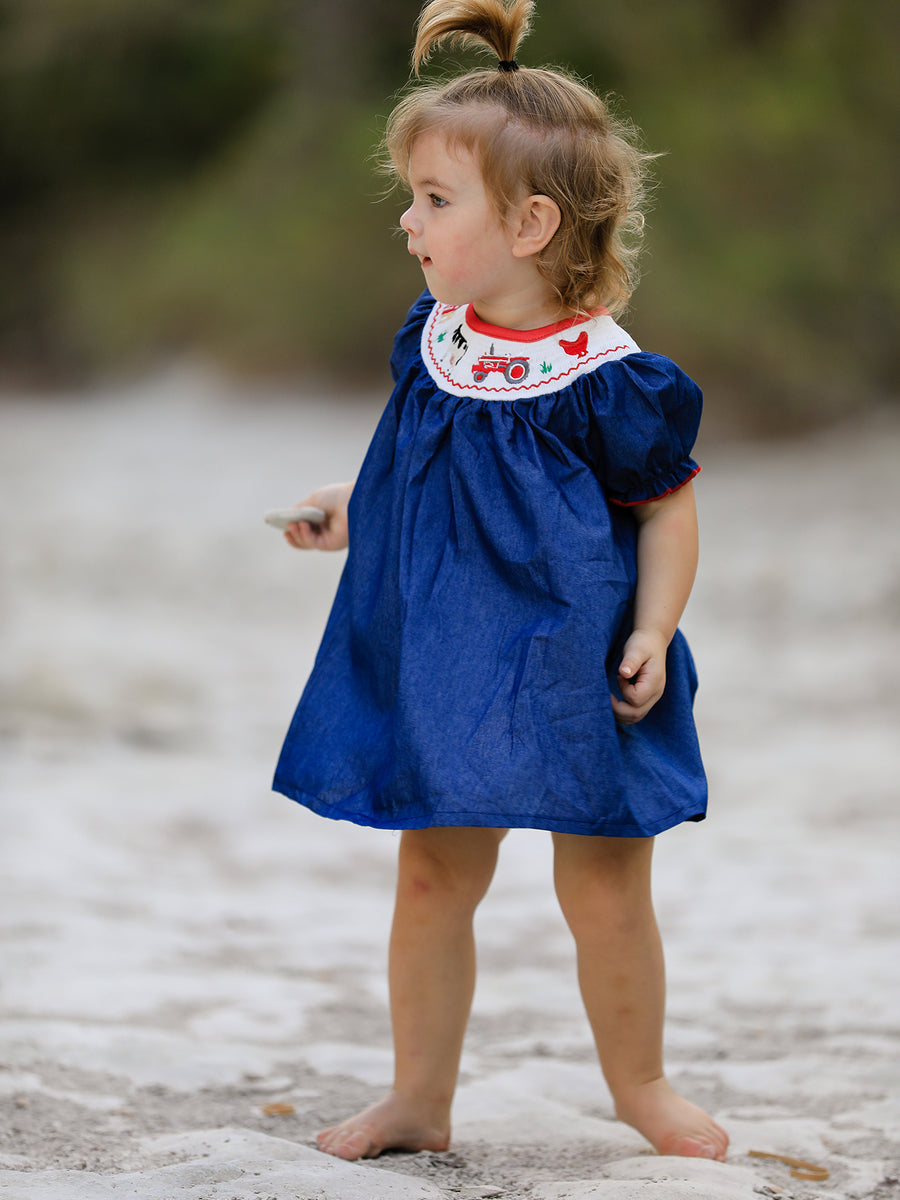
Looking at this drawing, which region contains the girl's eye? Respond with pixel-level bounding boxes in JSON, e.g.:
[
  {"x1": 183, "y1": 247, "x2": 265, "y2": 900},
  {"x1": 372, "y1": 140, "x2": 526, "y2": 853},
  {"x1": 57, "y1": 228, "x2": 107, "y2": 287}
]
[{"x1": 428, "y1": 193, "x2": 448, "y2": 209}]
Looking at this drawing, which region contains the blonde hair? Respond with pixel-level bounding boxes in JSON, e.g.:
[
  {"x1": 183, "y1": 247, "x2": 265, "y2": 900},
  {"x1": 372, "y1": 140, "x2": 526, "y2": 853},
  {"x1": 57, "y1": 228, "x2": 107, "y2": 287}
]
[{"x1": 383, "y1": 0, "x2": 653, "y2": 318}]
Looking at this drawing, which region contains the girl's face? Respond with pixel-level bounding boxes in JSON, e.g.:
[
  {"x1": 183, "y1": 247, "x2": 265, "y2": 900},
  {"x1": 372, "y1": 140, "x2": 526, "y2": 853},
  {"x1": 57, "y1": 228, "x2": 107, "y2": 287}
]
[{"x1": 400, "y1": 131, "x2": 548, "y2": 327}]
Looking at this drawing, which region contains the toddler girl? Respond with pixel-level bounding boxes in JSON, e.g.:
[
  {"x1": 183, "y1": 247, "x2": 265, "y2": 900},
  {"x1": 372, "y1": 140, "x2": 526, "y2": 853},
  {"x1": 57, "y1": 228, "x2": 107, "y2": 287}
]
[{"x1": 274, "y1": 0, "x2": 729, "y2": 1165}]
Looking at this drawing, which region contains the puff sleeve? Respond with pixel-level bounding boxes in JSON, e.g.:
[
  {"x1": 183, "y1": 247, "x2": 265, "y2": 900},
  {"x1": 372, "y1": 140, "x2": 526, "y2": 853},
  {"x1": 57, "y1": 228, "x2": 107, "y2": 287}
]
[
  {"x1": 389, "y1": 290, "x2": 435, "y2": 382},
  {"x1": 586, "y1": 353, "x2": 702, "y2": 506}
]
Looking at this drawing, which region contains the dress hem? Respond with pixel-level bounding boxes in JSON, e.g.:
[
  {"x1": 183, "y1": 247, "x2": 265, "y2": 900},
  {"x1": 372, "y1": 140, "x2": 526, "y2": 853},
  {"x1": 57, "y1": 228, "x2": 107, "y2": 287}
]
[{"x1": 272, "y1": 779, "x2": 705, "y2": 839}]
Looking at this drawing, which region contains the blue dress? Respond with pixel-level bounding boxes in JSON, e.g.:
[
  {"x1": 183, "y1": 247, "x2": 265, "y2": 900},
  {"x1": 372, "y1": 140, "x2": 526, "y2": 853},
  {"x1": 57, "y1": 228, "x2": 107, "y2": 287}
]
[{"x1": 273, "y1": 292, "x2": 707, "y2": 837}]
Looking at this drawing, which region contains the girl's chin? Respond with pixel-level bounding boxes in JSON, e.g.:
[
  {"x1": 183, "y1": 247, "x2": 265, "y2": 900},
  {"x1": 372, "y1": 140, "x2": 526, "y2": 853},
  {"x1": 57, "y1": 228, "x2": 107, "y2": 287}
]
[{"x1": 422, "y1": 278, "x2": 468, "y2": 307}]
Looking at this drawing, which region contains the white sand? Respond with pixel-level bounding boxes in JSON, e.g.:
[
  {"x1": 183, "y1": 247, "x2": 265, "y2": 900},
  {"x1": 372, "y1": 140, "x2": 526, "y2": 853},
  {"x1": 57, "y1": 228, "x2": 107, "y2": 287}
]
[{"x1": 1, "y1": 365, "x2": 898, "y2": 1199}]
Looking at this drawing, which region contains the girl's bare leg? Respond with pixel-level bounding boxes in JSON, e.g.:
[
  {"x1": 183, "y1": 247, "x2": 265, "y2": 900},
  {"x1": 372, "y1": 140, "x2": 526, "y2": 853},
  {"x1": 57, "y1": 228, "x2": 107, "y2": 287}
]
[
  {"x1": 552, "y1": 833, "x2": 728, "y2": 1161},
  {"x1": 317, "y1": 826, "x2": 506, "y2": 1160}
]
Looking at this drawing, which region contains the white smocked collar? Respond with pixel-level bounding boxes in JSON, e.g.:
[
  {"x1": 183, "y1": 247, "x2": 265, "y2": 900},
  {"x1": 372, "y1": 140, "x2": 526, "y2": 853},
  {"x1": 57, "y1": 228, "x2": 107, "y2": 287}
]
[{"x1": 420, "y1": 301, "x2": 640, "y2": 400}]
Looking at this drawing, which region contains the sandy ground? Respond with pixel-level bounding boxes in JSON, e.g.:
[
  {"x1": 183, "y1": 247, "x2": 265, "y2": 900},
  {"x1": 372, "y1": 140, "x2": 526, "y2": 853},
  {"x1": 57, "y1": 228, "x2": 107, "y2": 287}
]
[{"x1": 1, "y1": 365, "x2": 898, "y2": 1200}]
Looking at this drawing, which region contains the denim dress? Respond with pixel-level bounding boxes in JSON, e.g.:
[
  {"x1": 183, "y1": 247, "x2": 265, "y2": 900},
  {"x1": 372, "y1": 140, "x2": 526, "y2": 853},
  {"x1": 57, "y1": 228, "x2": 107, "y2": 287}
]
[{"x1": 274, "y1": 292, "x2": 707, "y2": 836}]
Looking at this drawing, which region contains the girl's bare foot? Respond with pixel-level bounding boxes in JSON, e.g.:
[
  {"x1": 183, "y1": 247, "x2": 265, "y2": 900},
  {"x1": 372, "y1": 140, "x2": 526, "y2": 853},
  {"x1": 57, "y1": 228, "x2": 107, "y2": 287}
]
[
  {"x1": 316, "y1": 1091, "x2": 451, "y2": 1161},
  {"x1": 614, "y1": 1077, "x2": 729, "y2": 1162}
]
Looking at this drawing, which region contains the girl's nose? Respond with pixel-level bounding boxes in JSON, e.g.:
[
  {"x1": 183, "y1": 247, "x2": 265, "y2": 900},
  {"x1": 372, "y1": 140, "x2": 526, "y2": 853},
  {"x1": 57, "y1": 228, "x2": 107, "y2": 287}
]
[{"x1": 400, "y1": 205, "x2": 419, "y2": 236}]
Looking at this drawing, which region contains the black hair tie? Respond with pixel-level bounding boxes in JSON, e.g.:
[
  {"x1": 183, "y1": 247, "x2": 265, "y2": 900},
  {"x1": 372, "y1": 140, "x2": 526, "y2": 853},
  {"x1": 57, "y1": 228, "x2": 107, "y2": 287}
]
[{"x1": 498, "y1": 59, "x2": 519, "y2": 72}]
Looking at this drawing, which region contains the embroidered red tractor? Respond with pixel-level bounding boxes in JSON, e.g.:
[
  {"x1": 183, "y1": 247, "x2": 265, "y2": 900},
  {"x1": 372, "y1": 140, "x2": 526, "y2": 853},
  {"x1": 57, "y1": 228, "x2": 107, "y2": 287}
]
[{"x1": 471, "y1": 345, "x2": 530, "y2": 384}]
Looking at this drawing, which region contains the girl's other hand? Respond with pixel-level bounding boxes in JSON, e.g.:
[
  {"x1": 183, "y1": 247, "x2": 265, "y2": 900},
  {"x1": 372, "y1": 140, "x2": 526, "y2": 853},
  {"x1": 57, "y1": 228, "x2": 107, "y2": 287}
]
[
  {"x1": 284, "y1": 481, "x2": 354, "y2": 552},
  {"x1": 611, "y1": 629, "x2": 667, "y2": 724}
]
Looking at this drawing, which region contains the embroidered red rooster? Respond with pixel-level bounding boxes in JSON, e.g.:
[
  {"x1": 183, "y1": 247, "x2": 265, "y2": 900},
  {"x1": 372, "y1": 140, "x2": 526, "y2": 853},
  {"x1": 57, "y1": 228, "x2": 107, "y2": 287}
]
[{"x1": 558, "y1": 330, "x2": 589, "y2": 357}]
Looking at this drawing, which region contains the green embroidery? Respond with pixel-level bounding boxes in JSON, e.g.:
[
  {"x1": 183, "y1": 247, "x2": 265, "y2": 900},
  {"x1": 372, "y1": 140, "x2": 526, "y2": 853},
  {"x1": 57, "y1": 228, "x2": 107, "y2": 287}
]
[
  {"x1": 436, "y1": 331, "x2": 446, "y2": 343},
  {"x1": 541, "y1": 361, "x2": 552, "y2": 374}
]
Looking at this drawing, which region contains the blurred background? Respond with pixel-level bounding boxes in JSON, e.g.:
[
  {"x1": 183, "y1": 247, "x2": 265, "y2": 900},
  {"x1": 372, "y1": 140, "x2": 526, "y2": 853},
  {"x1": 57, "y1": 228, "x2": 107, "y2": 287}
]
[{"x1": 1, "y1": 0, "x2": 898, "y2": 431}]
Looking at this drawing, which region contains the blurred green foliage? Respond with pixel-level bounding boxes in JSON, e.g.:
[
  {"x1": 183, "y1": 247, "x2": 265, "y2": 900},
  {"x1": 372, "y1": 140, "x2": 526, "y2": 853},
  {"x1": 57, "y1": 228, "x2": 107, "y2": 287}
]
[{"x1": 0, "y1": 0, "x2": 897, "y2": 428}]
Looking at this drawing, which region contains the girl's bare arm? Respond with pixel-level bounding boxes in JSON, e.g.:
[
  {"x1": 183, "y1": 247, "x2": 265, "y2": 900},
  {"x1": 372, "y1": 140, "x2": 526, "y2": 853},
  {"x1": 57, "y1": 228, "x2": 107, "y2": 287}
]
[{"x1": 611, "y1": 481, "x2": 699, "y2": 725}]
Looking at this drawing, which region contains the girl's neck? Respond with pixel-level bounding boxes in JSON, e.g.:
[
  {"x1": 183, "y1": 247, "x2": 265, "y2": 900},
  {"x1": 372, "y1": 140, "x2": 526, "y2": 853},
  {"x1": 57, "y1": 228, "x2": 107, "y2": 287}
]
[{"x1": 469, "y1": 283, "x2": 570, "y2": 333}]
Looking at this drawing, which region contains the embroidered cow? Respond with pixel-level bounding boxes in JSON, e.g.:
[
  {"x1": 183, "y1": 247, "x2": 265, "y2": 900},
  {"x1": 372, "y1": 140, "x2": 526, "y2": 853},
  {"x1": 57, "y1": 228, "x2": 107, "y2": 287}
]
[{"x1": 447, "y1": 324, "x2": 469, "y2": 366}]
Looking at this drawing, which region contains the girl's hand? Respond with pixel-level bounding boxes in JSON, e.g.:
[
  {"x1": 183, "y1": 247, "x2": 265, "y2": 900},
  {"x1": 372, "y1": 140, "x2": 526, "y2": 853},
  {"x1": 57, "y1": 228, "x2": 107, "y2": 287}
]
[
  {"x1": 611, "y1": 629, "x2": 668, "y2": 724},
  {"x1": 284, "y1": 481, "x2": 354, "y2": 552}
]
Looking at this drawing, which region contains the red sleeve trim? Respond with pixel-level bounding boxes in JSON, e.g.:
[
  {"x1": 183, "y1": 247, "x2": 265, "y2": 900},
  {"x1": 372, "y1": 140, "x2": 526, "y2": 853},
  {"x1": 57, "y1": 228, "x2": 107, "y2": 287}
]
[{"x1": 609, "y1": 464, "x2": 701, "y2": 508}]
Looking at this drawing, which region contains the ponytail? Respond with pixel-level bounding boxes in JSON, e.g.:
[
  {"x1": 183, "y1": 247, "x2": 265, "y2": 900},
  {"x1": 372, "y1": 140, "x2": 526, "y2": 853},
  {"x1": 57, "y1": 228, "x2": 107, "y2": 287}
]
[{"x1": 412, "y1": 0, "x2": 533, "y2": 74}]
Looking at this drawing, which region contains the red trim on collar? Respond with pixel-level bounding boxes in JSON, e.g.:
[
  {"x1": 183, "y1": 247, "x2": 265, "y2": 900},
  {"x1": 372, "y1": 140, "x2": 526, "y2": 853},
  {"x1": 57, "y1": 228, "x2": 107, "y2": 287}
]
[{"x1": 465, "y1": 304, "x2": 610, "y2": 344}]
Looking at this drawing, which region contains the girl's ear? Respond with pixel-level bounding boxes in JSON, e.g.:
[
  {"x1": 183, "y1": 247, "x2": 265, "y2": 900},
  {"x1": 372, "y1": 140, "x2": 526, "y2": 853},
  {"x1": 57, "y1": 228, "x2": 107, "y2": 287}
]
[{"x1": 510, "y1": 194, "x2": 561, "y2": 258}]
